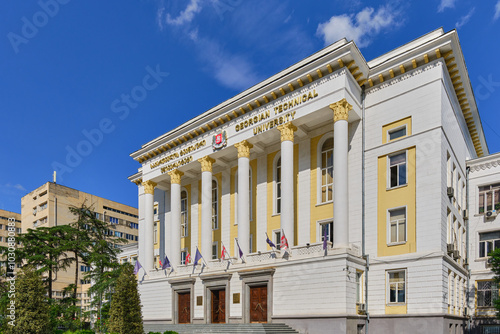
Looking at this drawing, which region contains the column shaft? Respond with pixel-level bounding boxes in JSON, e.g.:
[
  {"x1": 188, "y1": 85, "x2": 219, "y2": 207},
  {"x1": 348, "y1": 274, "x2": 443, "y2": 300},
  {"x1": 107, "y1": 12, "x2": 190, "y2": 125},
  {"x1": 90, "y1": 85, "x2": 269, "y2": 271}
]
[
  {"x1": 143, "y1": 180, "x2": 156, "y2": 272},
  {"x1": 199, "y1": 157, "x2": 215, "y2": 260},
  {"x1": 331, "y1": 99, "x2": 352, "y2": 248},
  {"x1": 277, "y1": 123, "x2": 297, "y2": 246},
  {"x1": 169, "y1": 170, "x2": 183, "y2": 267},
  {"x1": 235, "y1": 140, "x2": 253, "y2": 254}
]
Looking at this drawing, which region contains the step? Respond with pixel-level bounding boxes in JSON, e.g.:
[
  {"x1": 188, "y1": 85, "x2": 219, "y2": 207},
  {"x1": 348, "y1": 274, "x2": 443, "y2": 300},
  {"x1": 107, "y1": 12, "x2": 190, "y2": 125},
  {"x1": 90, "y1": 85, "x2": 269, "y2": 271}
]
[{"x1": 144, "y1": 323, "x2": 299, "y2": 334}]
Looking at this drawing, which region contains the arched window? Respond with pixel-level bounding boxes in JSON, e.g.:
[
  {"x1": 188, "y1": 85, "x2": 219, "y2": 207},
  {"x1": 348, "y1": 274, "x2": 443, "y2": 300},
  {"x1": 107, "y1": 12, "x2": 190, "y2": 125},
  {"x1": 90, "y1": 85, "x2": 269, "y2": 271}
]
[
  {"x1": 212, "y1": 179, "x2": 219, "y2": 230},
  {"x1": 180, "y1": 190, "x2": 188, "y2": 237},
  {"x1": 321, "y1": 138, "x2": 334, "y2": 203},
  {"x1": 276, "y1": 157, "x2": 281, "y2": 214}
]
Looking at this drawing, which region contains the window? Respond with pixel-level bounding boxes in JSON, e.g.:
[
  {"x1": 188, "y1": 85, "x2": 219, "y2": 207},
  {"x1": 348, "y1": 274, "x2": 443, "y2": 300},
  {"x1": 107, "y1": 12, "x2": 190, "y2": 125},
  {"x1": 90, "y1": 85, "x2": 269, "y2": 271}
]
[
  {"x1": 477, "y1": 280, "x2": 498, "y2": 307},
  {"x1": 153, "y1": 203, "x2": 158, "y2": 215},
  {"x1": 276, "y1": 157, "x2": 281, "y2": 214},
  {"x1": 114, "y1": 231, "x2": 123, "y2": 238},
  {"x1": 109, "y1": 216, "x2": 119, "y2": 224},
  {"x1": 212, "y1": 180, "x2": 219, "y2": 230},
  {"x1": 212, "y1": 242, "x2": 218, "y2": 260},
  {"x1": 181, "y1": 190, "x2": 188, "y2": 237},
  {"x1": 39, "y1": 202, "x2": 47, "y2": 211},
  {"x1": 321, "y1": 138, "x2": 334, "y2": 203},
  {"x1": 479, "y1": 231, "x2": 500, "y2": 258},
  {"x1": 80, "y1": 266, "x2": 91, "y2": 273},
  {"x1": 153, "y1": 222, "x2": 158, "y2": 244},
  {"x1": 181, "y1": 250, "x2": 187, "y2": 265},
  {"x1": 319, "y1": 221, "x2": 334, "y2": 244},
  {"x1": 388, "y1": 126, "x2": 407, "y2": 141},
  {"x1": 273, "y1": 230, "x2": 281, "y2": 250},
  {"x1": 389, "y1": 152, "x2": 407, "y2": 188},
  {"x1": 249, "y1": 234, "x2": 253, "y2": 253},
  {"x1": 0, "y1": 225, "x2": 2, "y2": 230},
  {"x1": 130, "y1": 222, "x2": 139, "y2": 229},
  {"x1": 389, "y1": 208, "x2": 406, "y2": 244},
  {"x1": 479, "y1": 184, "x2": 500, "y2": 214},
  {"x1": 16, "y1": 228, "x2": 21, "y2": 233},
  {"x1": 387, "y1": 270, "x2": 406, "y2": 304}
]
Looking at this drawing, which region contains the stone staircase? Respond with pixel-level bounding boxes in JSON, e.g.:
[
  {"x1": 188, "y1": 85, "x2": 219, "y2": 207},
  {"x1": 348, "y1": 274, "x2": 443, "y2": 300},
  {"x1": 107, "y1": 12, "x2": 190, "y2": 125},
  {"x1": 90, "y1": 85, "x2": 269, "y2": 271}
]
[{"x1": 144, "y1": 323, "x2": 300, "y2": 334}]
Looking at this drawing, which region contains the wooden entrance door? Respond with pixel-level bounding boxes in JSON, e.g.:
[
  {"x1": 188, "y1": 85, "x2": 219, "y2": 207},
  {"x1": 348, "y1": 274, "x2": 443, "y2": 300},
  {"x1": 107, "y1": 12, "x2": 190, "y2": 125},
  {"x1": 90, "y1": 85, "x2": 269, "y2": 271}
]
[
  {"x1": 178, "y1": 292, "x2": 190, "y2": 324},
  {"x1": 250, "y1": 285, "x2": 267, "y2": 323},
  {"x1": 211, "y1": 289, "x2": 226, "y2": 323}
]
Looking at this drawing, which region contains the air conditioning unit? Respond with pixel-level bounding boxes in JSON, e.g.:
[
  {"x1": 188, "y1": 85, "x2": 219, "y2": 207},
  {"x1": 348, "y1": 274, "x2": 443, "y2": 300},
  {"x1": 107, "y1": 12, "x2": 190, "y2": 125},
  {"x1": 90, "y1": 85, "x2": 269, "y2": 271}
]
[
  {"x1": 447, "y1": 243, "x2": 454, "y2": 254},
  {"x1": 486, "y1": 211, "x2": 498, "y2": 219},
  {"x1": 447, "y1": 187, "x2": 454, "y2": 198},
  {"x1": 358, "y1": 303, "x2": 366, "y2": 313},
  {"x1": 463, "y1": 209, "x2": 469, "y2": 220},
  {"x1": 453, "y1": 250, "x2": 460, "y2": 259}
]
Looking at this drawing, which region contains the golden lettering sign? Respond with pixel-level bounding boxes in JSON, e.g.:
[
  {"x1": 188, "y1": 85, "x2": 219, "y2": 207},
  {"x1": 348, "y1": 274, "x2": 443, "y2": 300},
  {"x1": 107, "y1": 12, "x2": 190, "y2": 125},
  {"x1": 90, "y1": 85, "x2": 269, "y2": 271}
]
[
  {"x1": 160, "y1": 156, "x2": 193, "y2": 174},
  {"x1": 150, "y1": 139, "x2": 206, "y2": 170},
  {"x1": 234, "y1": 89, "x2": 318, "y2": 133}
]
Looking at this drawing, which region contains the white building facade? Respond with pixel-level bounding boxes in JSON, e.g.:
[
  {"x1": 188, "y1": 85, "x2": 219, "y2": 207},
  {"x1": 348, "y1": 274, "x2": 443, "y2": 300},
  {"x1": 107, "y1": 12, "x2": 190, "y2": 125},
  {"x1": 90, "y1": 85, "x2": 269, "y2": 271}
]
[{"x1": 129, "y1": 29, "x2": 489, "y2": 334}]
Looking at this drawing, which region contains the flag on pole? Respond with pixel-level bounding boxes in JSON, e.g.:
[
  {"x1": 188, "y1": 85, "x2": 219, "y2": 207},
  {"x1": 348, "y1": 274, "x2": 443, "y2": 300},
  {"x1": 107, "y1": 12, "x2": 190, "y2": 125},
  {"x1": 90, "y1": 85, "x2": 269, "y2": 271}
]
[
  {"x1": 235, "y1": 238, "x2": 244, "y2": 259},
  {"x1": 221, "y1": 244, "x2": 229, "y2": 260},
  {"x1": 280, "y1": 229, "x2": 289, "y2": 251},
  {"x1": 161, "y1": 255, "x2": 171, "y2": 270},
  {"x1": 194, "y1": 247, "x2": 203, "y2": 266},
  {"x1": 266, "y1": 232, "x2": 276, "y2": 248},
  {"x1": 133, "y1": 260, "x2": 143, "y2": 275},
  {"x1": 185, "y1": 251, "x2": 191, "y2": 264},
  {"x1": 322, "y1": 225, "x2": 328, "y2": 251}
]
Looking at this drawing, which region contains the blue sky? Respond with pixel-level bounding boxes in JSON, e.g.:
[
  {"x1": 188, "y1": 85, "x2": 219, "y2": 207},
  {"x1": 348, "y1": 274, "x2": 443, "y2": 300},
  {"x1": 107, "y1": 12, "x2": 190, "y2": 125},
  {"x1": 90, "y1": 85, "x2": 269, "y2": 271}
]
[{"x1": 1, "y1": 0, "x2": 500, "y2": 214}]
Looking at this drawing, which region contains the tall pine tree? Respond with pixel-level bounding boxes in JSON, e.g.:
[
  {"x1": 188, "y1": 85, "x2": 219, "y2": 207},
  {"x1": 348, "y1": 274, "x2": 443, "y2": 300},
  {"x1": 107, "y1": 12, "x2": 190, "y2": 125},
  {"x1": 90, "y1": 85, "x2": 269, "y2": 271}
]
[
  {"x1": 107, "y1": 264, "x2": 143, "y2": 334},
  {"x1": 5, "y1": 266, "x2": 51, "y2": 334}
]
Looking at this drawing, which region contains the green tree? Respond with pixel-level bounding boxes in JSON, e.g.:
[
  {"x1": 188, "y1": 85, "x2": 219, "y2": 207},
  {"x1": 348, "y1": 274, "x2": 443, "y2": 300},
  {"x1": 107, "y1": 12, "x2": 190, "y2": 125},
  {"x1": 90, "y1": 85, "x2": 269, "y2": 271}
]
[
  {"x1": 108, "y1": 263, "x2": 143, "y2": 334},
  {"x1": 489, "y1": 248, "x2": 500, "y2": 316},
  {"x1": 5, "y1": 266, "x2": 51, "y2": 334},
  {"x1": 14, "y1": 226, "x2": 73, "y2": 299}
]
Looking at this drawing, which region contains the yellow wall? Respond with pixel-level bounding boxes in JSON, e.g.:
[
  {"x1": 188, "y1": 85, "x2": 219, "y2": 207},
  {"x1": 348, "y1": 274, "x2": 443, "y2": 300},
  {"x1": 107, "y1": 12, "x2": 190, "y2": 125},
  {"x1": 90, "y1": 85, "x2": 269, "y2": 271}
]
[
  {"x1": 382, "y1": 116, "x2": 412, "y2": 144},
  {"x1": 310, "y1": 133, "x2": 334, "y2": 244},
  {"x1": 377, "y1": 147, "x2": 416, "y2": 257}
]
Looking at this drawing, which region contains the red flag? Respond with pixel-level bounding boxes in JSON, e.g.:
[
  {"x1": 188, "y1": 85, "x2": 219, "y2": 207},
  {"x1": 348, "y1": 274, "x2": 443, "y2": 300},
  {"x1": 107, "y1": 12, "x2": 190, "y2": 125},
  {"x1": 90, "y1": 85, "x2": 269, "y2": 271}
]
[
  {"x1": 281, "y1": 230, "x2": 289, "y2": 251},
  {"x1": 185, "y1": 252, "x2": 191, "y2": 264},
  {"x1": 221, "y1": 245, "x2": 228, "y2": 260}
]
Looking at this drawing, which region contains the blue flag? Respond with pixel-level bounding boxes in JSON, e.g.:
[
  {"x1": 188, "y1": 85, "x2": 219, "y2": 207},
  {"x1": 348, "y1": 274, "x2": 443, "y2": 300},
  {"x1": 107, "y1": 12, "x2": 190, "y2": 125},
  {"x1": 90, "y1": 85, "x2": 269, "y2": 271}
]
[
  {"x1": 194, "y1": 248, "x2": 203, "y2": 265},
  {"x1": 266, "y1": 233, "x2": 276, "y2": 248},
  {"x1": 161, "y1": 255, "x2": 171, "y2": 270},
  {"x1": 133, "y1": 260, "x2": 143, "y2": 275},
  {"x1": 235, "y1": 238, "x2": 244, "y2": 259}
]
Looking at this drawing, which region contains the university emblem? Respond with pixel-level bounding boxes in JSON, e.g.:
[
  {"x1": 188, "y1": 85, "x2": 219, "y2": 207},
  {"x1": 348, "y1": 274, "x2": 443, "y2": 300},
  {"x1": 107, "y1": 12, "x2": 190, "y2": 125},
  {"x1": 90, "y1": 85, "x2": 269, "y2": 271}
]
[{"x1": 212, "y1": 131, "x2": 227, "y2": 151}]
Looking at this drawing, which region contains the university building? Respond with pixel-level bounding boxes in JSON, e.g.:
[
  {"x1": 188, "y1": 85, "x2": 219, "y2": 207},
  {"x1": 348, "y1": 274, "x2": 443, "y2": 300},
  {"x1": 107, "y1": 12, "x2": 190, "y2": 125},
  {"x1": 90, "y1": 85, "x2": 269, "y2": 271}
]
[
  {"x1": 128, "y1": 29, "x2": 493, "y2": 333},
  {"x1": 20, "y1": 181, "x2": 139, "y2": 312}
]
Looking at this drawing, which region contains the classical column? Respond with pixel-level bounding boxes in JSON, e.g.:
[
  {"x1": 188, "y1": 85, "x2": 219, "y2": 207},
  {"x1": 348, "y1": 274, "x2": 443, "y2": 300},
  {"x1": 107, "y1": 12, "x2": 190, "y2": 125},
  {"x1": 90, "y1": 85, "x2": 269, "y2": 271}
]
[
  {"x1": 198, "y1": 156, "x2": 216, "y2": 260},
  {"x1": 143, "y1": 180, "x2": 157, "y2": 272},
  {"x1": 277, "y1": 122, "x2": 297, "y2": 246},
  {"x1": 235, "y1": 140, "x2": 253, "y2": 254},
  {"x1": 329, "y1": 98, "x2": 352, "y2": 248},
  {"x1": 168, "y1": 169, "x2": 184, "y2": 267}
]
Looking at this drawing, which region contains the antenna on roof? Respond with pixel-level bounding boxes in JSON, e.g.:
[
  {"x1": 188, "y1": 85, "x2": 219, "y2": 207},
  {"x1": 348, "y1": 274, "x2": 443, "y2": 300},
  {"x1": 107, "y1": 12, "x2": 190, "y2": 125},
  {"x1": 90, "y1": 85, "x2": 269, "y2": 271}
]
[{"x1": 53, "y1": 171, "x2": 57, "y2": 183}]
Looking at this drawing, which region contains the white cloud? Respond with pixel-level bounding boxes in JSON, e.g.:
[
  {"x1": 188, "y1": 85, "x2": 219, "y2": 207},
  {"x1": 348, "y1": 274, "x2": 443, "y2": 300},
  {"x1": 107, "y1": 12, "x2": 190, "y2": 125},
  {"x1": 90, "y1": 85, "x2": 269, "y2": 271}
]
[
  {"x1": 191, "y1": 36, "x2": 262, "y2": 91},
  {"x1": 165, "y1": 0, "x2": 203, "y2": 26},
  {"x1": 455, "y1": 7, "x2": 475, "y2": 28},
  {"x1": 494, "y1": 1, "x2": 500, "y2": 20},
  {"x1": 316, "y1": 5, "x2": 402, "y2": 48},
  {"x1": 438, "y1": 0, "x2": 456, "y2": 13}
]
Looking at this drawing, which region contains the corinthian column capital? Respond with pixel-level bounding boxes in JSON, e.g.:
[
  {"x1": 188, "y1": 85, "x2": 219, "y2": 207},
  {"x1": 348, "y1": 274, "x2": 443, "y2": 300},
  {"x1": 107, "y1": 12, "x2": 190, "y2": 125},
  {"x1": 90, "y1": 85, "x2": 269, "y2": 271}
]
[
  {"x1": 277, "y1": 122, "x2": 297, "y2": 142},
  {"x1": 168, "y1": 169, "x2": 184, "y2": 184},
  {"x1": 198, "y1": 156, "x2": 216, "y2": 173},
  {"x1": 234, "y1": 140, "x2": 254, "y2": 159},
  {"x1": 143, "y1": 180, "x2": 157, "y2": 195},
  {"x1": 329, "y1": 98, "x2": 352, "y2": 123}
]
